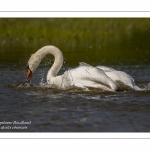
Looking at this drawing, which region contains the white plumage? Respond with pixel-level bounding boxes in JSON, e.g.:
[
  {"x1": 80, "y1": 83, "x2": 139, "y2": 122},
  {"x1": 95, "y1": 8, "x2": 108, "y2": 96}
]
[{"x1": 26, "y1": 45, "x2": 139, "y2": 91}]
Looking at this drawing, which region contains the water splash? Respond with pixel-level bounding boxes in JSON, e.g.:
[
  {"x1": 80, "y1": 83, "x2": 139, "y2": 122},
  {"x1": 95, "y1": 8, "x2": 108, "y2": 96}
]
[
  {"x1": 39, "y1": 71, "x2": 46, "y2": 86},
  {"x1": 7, "y1": 62, "x2": 150, "y2": 93},
  {"x1": 143, "y1": 83, "x2": 150, "y2": 91},
  {"x1": 7, "y1": 80, "x2": 150, "y2": 95}
]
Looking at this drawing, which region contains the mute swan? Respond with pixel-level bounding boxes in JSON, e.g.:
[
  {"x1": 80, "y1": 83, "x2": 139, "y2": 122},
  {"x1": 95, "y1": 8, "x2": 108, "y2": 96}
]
[{"x1": 26, "y1": 45, "x2": 138, "y2": 91}]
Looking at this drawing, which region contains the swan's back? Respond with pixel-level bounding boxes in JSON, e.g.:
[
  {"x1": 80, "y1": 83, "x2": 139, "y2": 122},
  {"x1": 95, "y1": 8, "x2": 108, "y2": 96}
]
[{"x1": 96, "y1": 65, "x2": 115, "y2": 71}]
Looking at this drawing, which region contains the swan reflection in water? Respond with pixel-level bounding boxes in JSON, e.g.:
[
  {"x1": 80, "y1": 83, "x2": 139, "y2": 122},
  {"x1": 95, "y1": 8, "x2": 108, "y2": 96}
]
[{"x1": 26, "y1": 45, "x2": 140, "y2": 92}]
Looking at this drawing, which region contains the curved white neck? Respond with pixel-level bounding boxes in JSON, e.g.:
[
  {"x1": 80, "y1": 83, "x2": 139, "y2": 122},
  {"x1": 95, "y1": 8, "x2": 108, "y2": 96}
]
[{"x1": 31, "y1": 45, "x2": 63, "y2": 78}]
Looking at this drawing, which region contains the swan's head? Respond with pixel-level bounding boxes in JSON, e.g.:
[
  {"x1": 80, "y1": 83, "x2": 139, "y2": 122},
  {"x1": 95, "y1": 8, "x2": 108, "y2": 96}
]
[
  {"x1": 26, "y1": 53, "x2": 42, "y2": 82},
  {"x1": 26, "y1": 64, "x2": 32, "y2": 83}
]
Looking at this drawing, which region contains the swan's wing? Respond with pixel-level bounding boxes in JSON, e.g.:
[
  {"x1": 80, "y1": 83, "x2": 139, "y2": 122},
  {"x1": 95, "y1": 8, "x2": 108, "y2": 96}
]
[
  {"x1": 97, "y1": 65, "x2": 136, "y2": 90},
  {"x1": 62, "y1": 64, "x2": 136, "y2": 91},
  {"x1": 96, "y1": 65, "x2": 116, "y2": 72},
  {"x1": 104, "y1": 70, "x2": 136, "y2": 90},
  {"x1": 66, "y1": 66, "x2": 117, "y2": 91}
]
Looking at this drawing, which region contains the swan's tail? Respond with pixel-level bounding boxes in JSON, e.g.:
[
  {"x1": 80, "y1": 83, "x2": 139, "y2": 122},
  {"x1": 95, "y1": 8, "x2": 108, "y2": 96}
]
[
  {"x1": 134, "y1": 85, "x2": 142, "y2": 91},
  {"x1": 134, "y1": 83, "x2": 150, "y2": 91}
]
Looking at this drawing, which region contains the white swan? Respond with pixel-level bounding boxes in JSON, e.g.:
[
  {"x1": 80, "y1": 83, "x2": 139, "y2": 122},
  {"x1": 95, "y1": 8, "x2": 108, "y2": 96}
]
[{"x1": 26, "y1": 45, "x2": 138, "y2": 91}]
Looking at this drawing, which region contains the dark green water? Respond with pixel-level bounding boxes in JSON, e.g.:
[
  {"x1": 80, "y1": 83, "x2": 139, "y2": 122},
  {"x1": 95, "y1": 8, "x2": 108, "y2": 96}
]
[{"x1": 0, "y1": 18, "x2": 150, "y2": 132}]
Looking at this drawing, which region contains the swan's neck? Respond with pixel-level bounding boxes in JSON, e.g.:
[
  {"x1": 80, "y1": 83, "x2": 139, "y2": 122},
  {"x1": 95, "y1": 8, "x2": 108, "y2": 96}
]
[{"x1": 31, "y1": 46, "x2": 63, "y2": 79}]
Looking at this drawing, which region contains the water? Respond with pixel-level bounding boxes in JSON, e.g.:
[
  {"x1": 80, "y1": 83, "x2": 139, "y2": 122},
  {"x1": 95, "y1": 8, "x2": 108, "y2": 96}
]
[{"x1": 0, "y1": 64, "x2": 150, "y2": 132}]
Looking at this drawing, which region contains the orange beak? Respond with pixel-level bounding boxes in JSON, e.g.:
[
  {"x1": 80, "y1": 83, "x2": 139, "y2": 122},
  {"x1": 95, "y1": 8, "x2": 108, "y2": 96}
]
[{"x1": 26, "y1": 69, "x2": 32, "y2": 82}]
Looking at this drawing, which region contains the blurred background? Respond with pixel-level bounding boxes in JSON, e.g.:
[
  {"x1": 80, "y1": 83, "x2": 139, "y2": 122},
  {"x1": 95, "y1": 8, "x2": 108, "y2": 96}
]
[{"x1": 0, "y1": 18, "x2": 150, "y2": 68}]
